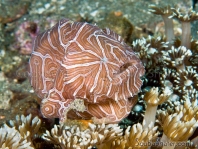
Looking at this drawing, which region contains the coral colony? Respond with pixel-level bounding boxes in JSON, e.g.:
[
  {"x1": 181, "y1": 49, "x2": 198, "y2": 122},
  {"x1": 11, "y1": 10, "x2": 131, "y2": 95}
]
[{"x1": 1, "y1": 5, "x2": 198, "y2": 149}]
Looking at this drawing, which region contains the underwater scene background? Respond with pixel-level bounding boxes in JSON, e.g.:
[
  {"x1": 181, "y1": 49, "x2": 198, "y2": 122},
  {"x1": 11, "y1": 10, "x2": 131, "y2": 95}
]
[{"x1": 0, "y1": 0, "x2": 198, "y2": 148}]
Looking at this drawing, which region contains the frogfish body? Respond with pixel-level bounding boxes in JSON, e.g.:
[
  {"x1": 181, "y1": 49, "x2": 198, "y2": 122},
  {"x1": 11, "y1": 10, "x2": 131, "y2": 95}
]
[{"x1": 29, "y1": 19, "x2": 145, "y2": 123}]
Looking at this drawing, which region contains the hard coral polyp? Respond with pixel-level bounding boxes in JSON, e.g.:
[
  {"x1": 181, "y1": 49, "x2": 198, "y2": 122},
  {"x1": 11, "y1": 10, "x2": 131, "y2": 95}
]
[{"x1": 29, "y1": 19, "x2": 145, "y2": 123}]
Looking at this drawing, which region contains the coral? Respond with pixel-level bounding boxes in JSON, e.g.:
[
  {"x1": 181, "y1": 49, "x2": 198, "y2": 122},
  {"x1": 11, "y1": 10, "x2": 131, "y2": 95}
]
[
  {"x1": 112, "y1": 122, "x2": 159, "y2": 149},
  {"x1": 162, "y1": 112, "x2": 197, "y2": 142},
  {"x1": 160, "y1": 68, "x2": 176, "y2": 91},
  {"x1": 174, "y1": 67, "x2": 198, "y2": 95},
  {"x1": 0, "y1": 114, "x2": 41, "y2": 149},
  {"x1": 131, "y1": 5, "x2": 198, "y2": 148},
  {"x1": 0, "y1": 124, "x2": 33, "y2": 149},
  {"x1": 42, "y1": 122, "x2": 123, "y2": 149},
  {"x1": 189, "y1": 39, "x2": 198, "y2": 68},
  {"x1": 143, "y1": 87, "x2": 171, "y2": 128},
  {"x1": 132, "y1": 36, "x2": 168, "y2": 67},
  {"x1": 171, "y1": 7, "x2": 198, "y2": 22},
  {"x1": 8, "y1": 114, "x2": 41, "y2": 144},
  {"x1": 1, "y1": 114, "x2": 161, "y2": 149},
  {"x1": 149, "y1": 5, "x2": 174, "y2": 41},
  {"x1": 162, "y1": 46, "x2": 192, "y2": 71},
  {"x1": 159, "y1": 99, "x2": 198, "y2": 149},
  {"x1": 175, "y1": 98, "x2": 198, "y2": 121},
  {"x1": 132, "y1": 38, "x2": 151, "y2": 68},
  {"x1": 171, "y1": 7, "x2": 198, "y2": 48},
  {"x1": 143, "y1": 87, "x2": 171, "y2": 106},
  {"x1": 155, "y1": 97, "x2": 198, "y2": 149}
]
